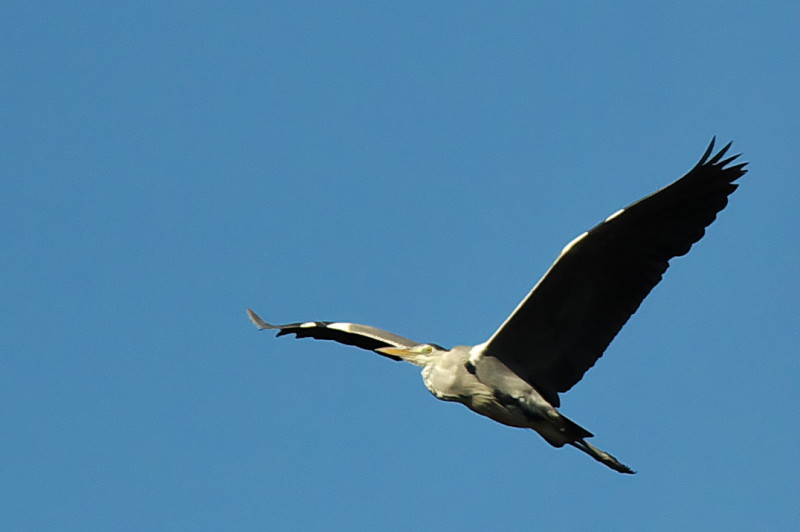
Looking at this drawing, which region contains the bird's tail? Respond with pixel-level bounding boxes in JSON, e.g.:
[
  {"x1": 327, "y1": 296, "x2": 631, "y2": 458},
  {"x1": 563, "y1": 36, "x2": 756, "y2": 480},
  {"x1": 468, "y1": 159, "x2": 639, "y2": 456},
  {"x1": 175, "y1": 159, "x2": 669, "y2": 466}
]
[{"x1": 569, "y1": 439, "x2": 635, "y2": 474}]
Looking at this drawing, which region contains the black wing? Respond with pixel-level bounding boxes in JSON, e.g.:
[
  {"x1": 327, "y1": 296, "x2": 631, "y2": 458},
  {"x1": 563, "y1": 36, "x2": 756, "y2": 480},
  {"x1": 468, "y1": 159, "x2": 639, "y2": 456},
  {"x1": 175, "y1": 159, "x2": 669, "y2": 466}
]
[
  {"x1": 247, "y1": 308, "x2": 421, "y2": 360},
  {"x1": 483, "y1": 138, "x2": 747, "y2": 400}
]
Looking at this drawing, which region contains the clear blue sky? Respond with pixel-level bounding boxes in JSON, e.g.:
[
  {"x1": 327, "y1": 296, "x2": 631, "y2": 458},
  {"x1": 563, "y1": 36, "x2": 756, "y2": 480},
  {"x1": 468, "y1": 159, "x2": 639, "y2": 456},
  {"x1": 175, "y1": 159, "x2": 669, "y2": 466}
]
[{"x1": 3, "y1": 2, "x2": 799, "y2": 530}]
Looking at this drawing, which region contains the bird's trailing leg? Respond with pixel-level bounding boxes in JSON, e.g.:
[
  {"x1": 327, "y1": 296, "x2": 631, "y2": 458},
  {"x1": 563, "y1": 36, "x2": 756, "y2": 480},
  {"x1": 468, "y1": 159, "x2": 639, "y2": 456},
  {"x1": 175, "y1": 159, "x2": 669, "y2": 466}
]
[{"x1": 569, "y1": 439, "x2": 635, "y2": 474}]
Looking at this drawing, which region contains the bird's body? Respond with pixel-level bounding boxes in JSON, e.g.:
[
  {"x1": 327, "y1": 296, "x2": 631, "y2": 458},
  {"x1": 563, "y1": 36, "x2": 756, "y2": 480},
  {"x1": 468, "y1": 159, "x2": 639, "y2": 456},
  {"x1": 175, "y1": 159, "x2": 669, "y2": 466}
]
[
  {"x1": 248, "y1": 139, "x2": 747, "y2": 474},
  {"x1": 422, "y1": 345, "x2": 574, "y2": 440}
]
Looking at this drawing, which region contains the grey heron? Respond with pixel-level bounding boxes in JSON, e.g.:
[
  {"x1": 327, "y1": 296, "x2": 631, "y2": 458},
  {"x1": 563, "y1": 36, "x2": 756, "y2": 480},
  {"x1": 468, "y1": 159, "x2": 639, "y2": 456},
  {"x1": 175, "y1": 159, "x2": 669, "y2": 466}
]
[{"x1": 248, "y1": 139, "x2": 747, "y2": 474}]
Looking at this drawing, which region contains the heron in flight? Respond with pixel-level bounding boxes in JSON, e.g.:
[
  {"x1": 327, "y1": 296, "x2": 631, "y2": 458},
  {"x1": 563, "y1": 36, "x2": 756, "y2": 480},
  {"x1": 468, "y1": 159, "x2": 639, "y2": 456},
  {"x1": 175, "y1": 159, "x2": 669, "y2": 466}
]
[{"x1": 248, "y1": 139, "x2": 747, "y2": 474}]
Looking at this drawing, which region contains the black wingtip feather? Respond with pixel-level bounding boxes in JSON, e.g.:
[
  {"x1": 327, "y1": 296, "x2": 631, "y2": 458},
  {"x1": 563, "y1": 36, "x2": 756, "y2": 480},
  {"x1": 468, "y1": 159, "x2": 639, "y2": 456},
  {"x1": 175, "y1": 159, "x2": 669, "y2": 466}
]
[
  {"x1": 729, "y1": 162, "x2": 749, "y2": 174},
  {"x1": 707, "y1": 140, "x2": 733, "y2": 165},
  {"x1": 699, "y1": 137, "x2": 716, "y2": 164},
  {"x1": 717, "y1": 153, "x2": 741, "y2": 168}
]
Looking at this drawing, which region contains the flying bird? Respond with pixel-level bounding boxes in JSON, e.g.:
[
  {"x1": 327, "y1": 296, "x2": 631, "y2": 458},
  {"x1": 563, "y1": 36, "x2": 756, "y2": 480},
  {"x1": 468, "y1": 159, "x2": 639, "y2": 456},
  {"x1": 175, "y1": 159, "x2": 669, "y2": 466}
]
[{"x1": 248, "y1": 138, "x2": 747, "y2": 474}]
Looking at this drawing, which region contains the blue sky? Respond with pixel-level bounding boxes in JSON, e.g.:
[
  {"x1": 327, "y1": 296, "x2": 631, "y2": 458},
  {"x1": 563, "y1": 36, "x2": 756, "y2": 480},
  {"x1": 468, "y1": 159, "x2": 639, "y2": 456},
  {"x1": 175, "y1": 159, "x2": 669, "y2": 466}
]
[{"x1": 3, "y1": 2, "x2": 799, "y2": 530}]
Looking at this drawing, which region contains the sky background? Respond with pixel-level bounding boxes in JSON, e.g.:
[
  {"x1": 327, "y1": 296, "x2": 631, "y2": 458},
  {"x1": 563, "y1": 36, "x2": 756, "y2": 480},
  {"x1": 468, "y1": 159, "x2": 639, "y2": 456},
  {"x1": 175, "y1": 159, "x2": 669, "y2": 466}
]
[{"x1": 3, "y1": 2, "x2": 799, "y2": 530}]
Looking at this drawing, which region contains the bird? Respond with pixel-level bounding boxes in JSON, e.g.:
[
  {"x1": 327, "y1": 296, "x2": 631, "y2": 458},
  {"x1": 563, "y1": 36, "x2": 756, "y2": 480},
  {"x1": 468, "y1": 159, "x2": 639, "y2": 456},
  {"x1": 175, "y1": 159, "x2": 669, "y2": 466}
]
[{"x1": 247, "y1": 138, "x2": 747, "y2": 474}]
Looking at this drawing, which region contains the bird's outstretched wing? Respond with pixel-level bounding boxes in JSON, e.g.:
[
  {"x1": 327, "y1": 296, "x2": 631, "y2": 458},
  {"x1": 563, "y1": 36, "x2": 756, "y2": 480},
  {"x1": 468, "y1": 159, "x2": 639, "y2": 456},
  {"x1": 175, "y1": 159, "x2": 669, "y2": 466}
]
[
  {"x1": 246, "y1": 308, "x2": 422, "y2": 360},
  {"x1": 482, "y1": 138, "x2": 747, "y2": 399}
]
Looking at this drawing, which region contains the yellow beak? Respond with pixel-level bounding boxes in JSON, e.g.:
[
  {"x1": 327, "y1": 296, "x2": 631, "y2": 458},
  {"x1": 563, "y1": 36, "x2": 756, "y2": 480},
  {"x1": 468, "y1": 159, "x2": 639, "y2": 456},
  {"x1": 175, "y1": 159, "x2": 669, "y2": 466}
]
[{"x1": 375, "y1": 346, "x2": 413, "y2": 358}]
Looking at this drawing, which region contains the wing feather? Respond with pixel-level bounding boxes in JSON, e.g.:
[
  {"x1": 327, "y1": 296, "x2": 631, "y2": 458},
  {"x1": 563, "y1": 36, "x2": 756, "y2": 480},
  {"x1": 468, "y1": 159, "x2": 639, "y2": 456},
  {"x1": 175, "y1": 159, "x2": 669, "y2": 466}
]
[
  {"x1": 483, "y1": 139, "x2": 748, "y2": 397},
  {"x1": 247, "y1": 308, "x2": 421, "y2": 360}
]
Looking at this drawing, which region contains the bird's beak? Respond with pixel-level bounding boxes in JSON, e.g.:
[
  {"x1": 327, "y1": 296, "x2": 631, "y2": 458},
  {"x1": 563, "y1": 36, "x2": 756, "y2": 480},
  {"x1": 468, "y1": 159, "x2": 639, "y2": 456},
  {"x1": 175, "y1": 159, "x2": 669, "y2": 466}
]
[
  {"x1": 375, "y1": 346, "x2": 413, "y2": 359},
  {"x1": 375, "y1": 346, "x2": 431, "y2": 365}
]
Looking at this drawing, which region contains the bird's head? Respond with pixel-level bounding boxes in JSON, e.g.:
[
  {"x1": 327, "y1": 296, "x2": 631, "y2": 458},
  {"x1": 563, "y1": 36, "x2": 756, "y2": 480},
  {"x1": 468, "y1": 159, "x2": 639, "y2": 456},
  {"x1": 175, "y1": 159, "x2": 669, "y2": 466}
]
[{"x1": 376, "y1": 344, "x2": 440, "y2": 366}]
